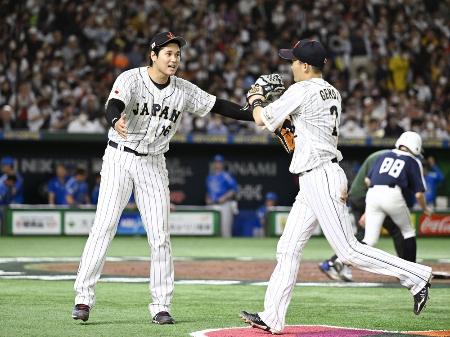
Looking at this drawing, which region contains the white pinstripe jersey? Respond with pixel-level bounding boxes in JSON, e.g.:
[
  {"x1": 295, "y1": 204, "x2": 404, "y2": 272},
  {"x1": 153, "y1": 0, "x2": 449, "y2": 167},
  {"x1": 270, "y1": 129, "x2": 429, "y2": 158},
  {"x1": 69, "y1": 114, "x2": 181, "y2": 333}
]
[
  {"x1": 106, "y1": 67, "x2": 216, "y2": 155},
  {"x1": 260, "y1": 78, "x2": 343, "y2": 174}
]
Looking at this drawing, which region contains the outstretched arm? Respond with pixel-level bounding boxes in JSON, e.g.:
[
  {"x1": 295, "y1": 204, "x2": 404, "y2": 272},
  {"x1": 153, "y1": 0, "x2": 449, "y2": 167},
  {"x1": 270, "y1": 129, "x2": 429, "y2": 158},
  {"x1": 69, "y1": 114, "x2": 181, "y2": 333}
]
[{"x1": 210, "y1": 98, "x2": 254, "y2": 121}]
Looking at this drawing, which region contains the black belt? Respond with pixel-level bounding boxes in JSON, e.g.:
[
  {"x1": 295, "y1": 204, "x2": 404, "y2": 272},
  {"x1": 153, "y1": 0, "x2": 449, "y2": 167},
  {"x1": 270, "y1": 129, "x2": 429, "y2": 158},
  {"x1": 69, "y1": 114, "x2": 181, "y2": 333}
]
[
  {"x1": 108, "y1": 140, "x2": 146, "y2": 156},
  {"x1": 299, "y1": 158, "x2": 338, "y2": 176}
]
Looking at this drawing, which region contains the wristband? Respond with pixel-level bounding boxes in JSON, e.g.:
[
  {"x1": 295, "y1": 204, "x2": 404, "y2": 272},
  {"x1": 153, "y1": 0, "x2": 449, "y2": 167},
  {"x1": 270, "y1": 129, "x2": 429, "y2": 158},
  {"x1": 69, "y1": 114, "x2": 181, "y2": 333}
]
[{"x1": 251, "y1": 99, "x2": 265, "y2": 109}]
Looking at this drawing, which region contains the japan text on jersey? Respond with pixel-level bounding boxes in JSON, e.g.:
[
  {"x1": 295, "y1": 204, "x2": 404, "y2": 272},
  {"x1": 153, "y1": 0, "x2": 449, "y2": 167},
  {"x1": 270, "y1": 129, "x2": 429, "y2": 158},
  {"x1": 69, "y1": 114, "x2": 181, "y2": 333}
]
[{"x1": 106, "y1": 67, "x2": 215, "y2": 155}]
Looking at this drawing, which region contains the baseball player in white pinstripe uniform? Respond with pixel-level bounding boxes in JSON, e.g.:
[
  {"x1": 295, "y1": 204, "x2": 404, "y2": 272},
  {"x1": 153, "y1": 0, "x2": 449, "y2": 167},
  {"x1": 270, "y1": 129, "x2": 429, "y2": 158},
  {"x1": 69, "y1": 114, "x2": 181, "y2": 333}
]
[
  {"x1": 239, "y1": 40, "x2": 433, "y2": 334},
  {"x1": 72, "y1": 31, "x2": 254, "y2": 324}
]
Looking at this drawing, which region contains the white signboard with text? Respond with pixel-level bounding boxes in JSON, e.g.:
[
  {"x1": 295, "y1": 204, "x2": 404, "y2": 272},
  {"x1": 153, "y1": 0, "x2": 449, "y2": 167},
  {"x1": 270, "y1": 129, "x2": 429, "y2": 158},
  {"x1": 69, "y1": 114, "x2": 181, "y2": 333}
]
[
  {"x1": 64, "y1": 211, "x2": 96, "y2": 235},
  {"x1": 169, "y1": 212, "x2": 215, "y2": 235},
  {"x1": 12, "y1": 211, "x2": 61, "y2": 235}
]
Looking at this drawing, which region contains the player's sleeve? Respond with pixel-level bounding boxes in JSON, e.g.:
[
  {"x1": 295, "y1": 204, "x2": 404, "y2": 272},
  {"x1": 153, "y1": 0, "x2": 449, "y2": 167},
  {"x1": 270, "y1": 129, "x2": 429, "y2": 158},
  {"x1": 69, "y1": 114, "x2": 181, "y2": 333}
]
[
  {"x1": 106, "y1": 71, "x2": 134, "y2": 107},
  {"x1": 65, "y1": 179, "x2": 75, "y2": 196},
  {"x1": 179, "y1": 79, "x2": 216, "y2": 117},
  {"x1": 47, "y1": 180, "x2": 55, "y2": 194},
  {"x1": 225, "y1": 173, "x2": 238, "y2": 192},
  {"x1": 431, "y1": 165, "x2": 445, "y2": 183},
  {"x1": 259, "y1": 83, "x2": 304, "y2": 132},
  {"x1": 408, "y1": 159, "x2": 426, "y2": 193}
]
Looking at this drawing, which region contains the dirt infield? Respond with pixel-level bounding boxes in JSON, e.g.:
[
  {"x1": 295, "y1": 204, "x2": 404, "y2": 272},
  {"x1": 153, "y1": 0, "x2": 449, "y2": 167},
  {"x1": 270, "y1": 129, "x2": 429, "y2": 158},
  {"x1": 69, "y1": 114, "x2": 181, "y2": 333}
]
[
  {"x1": 30, "y1": 260, "x2": 450, "y2": 283},
  {"x1": 191, "y1": 326, "x2": 450, "y2": 337}
]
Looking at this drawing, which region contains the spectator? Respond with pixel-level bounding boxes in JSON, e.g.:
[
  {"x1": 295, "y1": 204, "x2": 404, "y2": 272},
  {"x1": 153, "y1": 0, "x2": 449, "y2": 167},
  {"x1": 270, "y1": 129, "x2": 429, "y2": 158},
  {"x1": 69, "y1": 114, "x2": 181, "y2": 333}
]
[
  {"x1": 66, "y1": 167, "x2": 90, "y2": 205},
  {"x1": 384, "y1": 113, "x2": 405, "y2": 138},
  {"x1": 1, "y1": 1, "x2": 448, "y2": 138},
  {"x1": 0, "y1": 105, "x2": 17, "y2": 131},
  {"x1": 8, "y1": 82, "x2": 36, "y2": 129},
  {"x1": 255, "y1": 192, "x2": 277, "y2": 237},
  {"x1": 0, "y1": 174, "x2": 17, "y2": 205},
  {"x1": 207, "y1": 114, "x2": 228, "y2": 135},
  {"x1": 339, "y1": 116, "x2": 366, "y2": 138},
  {"x1": 205, "y1": 154, "x2": 238, "y2": 237},
  {"x1": 422, "y1": 156, "x2": 445, "y2": 207},
  {"x1": 47, "y1": 163, "x2": 69, "y2": 205},
  {"x1": 365, "y1": 117, "x2": 384, "y2": 138},
  {"x1": 91, "y1": 172, "x2": 101, "y2": 205},
  {"x1": 388, "y1": 49, "x2": 410, "y2": 92},
  {"x1": 0, "y1": 156, "x2": 24, "y2": 203},
  {"x1": 67, "y1": 112, "x2": 105, "y2": 133},
  {"x1": 49, "y1": 100, "x2": 76, "y2": 131},
  {"x1": 27, "y1": 97, "x2": 51, "y2": 131}
]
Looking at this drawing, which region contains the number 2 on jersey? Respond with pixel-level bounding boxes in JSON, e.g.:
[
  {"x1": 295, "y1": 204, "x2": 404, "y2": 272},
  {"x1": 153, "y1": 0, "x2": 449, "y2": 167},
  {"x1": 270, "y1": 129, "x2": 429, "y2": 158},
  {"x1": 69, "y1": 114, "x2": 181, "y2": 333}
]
[
  {"x1": 379, "y1": 157, "x2": 405, "y2": 178},
  {"x1": 330, "y1": 105, "x2": 338, "y2": 136}
]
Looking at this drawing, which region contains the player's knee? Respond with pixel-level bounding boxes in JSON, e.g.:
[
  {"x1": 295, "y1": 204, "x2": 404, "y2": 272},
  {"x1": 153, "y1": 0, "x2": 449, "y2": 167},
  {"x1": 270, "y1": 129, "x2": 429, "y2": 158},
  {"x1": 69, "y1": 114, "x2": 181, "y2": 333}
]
[{"x1": 276, "y1": 239, "x2": 304, "y2": 257}]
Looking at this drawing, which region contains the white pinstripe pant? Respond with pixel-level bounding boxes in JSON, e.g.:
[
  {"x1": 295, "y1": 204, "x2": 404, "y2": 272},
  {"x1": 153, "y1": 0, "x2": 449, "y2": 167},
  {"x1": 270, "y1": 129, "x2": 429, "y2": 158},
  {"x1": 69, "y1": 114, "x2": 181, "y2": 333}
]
[
  {"x1": 259, "y1": 162, "x2": 432, "y2": 333},
  {"x1": 74, "y1": 145, "x2": 174, "y2": 317}
]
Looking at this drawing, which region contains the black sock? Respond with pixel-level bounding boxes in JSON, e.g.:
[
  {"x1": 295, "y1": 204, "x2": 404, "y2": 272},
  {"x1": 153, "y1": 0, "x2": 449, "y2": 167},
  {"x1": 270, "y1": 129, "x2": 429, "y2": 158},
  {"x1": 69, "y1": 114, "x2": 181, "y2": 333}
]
[{"x1": 403, "y1": 237, "x2": 417, "y2": 262}]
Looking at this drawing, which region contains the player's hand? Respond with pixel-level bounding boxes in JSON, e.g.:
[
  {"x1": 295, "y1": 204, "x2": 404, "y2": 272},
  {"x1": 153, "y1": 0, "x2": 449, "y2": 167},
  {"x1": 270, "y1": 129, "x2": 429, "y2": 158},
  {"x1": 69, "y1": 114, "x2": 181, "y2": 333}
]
[
  {"x1": 423, "y1": 207, "x2": 432, "y2": 217},
  {"x1": 359, "y1": 213, "x2": 366, "y2": 228},
  {"x1": 218, "y1": 195, "x2": 227, "y2": 204},
  {"x1": 246, "y1": 85, "x2": 266, "y2": 105},
  {"x1": 339, "y1": 189, "x2": 348, "y2": 203},
  {"x1": 114, "y1": 114, "x2": 128, "y2": 139}
]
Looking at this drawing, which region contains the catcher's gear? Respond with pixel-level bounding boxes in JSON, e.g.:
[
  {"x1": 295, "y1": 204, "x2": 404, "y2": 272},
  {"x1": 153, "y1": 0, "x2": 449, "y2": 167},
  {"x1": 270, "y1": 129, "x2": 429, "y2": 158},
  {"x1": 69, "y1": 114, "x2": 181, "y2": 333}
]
[
  {"x1": 274, "y1": 118, "x2": 296, "y2": 154},
  {"x1": 246, "y1": 73, "x2": 285, "y2": 105}
]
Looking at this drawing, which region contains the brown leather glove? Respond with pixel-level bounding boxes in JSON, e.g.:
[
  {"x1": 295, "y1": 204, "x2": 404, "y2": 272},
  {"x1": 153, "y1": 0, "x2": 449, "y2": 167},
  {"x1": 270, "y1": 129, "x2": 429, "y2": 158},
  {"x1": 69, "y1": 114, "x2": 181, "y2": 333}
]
[{"x1": 274, "y1": 118, "x2": 295, "y2": 154}]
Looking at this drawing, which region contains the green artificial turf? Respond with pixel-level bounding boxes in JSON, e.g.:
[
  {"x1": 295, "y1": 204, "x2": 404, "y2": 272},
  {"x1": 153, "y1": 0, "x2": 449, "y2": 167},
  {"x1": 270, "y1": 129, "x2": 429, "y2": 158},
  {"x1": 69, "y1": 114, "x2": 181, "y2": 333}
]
[
  {"x1": 0, "y1": 280, "x2": 448, "y2": 337},
  {"x1": 0, "y1": 236, "x2": 448, "y2": 261},
  {"x1": 0, "y1": 237, "x2": 449, "y2": 336}
]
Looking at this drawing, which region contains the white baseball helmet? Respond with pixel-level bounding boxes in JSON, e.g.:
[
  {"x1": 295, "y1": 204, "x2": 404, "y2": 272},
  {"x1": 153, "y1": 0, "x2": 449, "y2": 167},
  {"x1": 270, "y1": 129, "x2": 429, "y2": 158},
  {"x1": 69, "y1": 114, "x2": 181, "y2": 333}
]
[{"x1": 395, "y1": 131, "x2": 422, "y2": 155}]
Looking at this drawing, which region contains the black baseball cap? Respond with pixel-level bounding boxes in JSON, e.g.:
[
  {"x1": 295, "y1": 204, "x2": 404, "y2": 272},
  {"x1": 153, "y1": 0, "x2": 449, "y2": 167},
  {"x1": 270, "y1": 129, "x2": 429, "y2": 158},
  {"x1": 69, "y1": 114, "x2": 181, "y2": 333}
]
[
  {"x1": 150, "y1": 31, "x2": 186, "y2": 51},
  {"x1": 279, "y1": 39, "x2": 327, "y2": 69}
]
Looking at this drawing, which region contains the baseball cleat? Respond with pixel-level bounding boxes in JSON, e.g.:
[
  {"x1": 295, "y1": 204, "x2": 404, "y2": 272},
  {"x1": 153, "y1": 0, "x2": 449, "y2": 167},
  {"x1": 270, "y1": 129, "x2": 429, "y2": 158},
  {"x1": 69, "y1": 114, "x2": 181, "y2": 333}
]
[
  {"x1": 413, "y1": 282, "x2": 431, "y2": 315},
  {"x1": 337, "y1": 264, "x2": 353, "y2": 282},
  {"x1": 318, "y1": 260, "x2": 341, "y2": 281},
  {"x1": 152, "y1": 311, "x2": 175, "y2": 324},
  {"x1": 72, "y1": 304, "x2": 90, "y2": 322},
  {"x1": 239, "y1": 311, "x2": 280, "y2": 335}
]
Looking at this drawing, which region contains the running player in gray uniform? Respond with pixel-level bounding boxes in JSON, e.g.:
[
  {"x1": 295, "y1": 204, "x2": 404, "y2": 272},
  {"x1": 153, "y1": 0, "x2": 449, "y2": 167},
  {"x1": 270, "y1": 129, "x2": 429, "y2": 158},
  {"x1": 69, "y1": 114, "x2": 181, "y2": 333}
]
[
  {"x1": 239, "y1": 39, "x2": 432, "y2": 334},
  {"x1": 72, "y1": 32, "x2": 253, "y2": 324}
]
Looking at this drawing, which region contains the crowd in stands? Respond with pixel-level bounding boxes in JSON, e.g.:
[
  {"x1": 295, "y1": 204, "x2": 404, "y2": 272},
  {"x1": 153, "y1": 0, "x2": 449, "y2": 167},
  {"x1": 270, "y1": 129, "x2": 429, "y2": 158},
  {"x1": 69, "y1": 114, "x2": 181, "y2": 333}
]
[{"x1": 1, "y1": 0, "x2": 449, "y2": 138}]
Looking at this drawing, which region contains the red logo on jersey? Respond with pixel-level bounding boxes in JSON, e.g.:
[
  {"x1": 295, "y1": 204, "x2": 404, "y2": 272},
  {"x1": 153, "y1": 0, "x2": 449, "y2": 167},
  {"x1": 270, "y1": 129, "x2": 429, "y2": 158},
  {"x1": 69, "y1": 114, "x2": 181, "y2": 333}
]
[
  {"x1": 167, "y1": 32, "x2": 175, "y2": 39},
  {"x1": 115, "y1": 90, "x2": 119, "y2": 94}
]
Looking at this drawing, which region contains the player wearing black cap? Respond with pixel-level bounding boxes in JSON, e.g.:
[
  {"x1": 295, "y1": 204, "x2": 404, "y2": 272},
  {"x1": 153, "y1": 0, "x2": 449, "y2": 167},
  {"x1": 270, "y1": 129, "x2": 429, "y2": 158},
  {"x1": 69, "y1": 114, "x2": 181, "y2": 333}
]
[
  {"x1": 240, "y1": 39, "x2": 433, "y2": 334},
  {"x1": 72, "y1": 31, "x2": 254, "y2": 325}
]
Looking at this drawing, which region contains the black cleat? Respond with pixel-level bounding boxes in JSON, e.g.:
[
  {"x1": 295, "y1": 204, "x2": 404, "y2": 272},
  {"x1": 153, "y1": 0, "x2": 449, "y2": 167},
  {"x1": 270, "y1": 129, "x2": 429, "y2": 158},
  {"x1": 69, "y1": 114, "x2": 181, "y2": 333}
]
[
  {"x1": 72, "y1": 304, "x2": 90, "y2": 322},
  {"x1": 239, "y1": 311, "x2": 280, "y2": 334},
  {"x1": 152, "y1": 311, "x2": 175, "y2": 324},
  {"x1": 413, "y1": 282, "x2": 431, "y2": 315}
]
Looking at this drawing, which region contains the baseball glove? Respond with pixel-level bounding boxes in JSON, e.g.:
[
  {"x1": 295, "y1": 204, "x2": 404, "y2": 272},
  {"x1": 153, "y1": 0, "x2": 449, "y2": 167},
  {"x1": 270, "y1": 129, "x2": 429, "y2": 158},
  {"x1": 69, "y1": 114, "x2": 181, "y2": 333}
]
[
  {"x1": 274, "y1": 118, "x2": 296, "y2": 154},
  {"x1": 246, "y1": 73, "x2": 285, "y2": 105}
]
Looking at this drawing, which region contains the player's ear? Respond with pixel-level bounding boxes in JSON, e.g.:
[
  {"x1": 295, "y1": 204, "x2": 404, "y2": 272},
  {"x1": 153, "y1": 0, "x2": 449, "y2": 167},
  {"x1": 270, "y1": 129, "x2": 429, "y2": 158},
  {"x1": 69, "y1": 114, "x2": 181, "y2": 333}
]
[{"x1": 149, "y1": 51, "x2": 157, "y2": 64}]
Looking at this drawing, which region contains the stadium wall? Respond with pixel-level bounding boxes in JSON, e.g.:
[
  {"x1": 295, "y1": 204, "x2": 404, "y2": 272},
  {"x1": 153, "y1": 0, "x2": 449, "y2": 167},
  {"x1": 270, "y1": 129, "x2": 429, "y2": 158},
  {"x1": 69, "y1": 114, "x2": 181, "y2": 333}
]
[{"x1": 2, "y1": 132, "x2": 449, "y2": 209}]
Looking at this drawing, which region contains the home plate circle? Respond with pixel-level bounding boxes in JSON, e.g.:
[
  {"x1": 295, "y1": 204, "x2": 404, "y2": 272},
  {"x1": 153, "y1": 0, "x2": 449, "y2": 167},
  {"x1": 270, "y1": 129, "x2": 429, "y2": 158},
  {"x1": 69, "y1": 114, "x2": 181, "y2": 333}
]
[{"x1": 190, "y1": 325, "x2": 450, "y2": 337}]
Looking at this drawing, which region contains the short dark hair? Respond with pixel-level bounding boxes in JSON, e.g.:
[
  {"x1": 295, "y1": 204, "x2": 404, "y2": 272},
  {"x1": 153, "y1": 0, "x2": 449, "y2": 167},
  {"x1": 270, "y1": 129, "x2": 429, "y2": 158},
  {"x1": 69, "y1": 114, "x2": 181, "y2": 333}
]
[
  {"x1": 149, "y1": 47, "x2": 162, "y2": 67},
  {"x1": 74, "y1": 167, "x2": 87, "y2": 176}
]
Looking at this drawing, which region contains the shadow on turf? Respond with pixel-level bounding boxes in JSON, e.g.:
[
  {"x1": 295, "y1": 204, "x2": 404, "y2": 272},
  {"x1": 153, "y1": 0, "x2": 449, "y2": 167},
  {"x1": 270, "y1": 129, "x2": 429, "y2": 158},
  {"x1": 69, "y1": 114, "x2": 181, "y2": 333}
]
[
  {"x1": 74, "y1": 320, "x2": 146, "y2": 326},
  {"x1": 74, "y1": 319, "x2": 194, "y2": 325}
]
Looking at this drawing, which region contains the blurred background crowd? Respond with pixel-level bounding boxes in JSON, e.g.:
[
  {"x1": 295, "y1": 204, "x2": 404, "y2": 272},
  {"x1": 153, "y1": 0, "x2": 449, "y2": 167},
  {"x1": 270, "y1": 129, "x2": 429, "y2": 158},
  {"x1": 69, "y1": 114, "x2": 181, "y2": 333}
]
[{"x1": 1, "y1": 0, "x2": 449, "y2": 138}]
